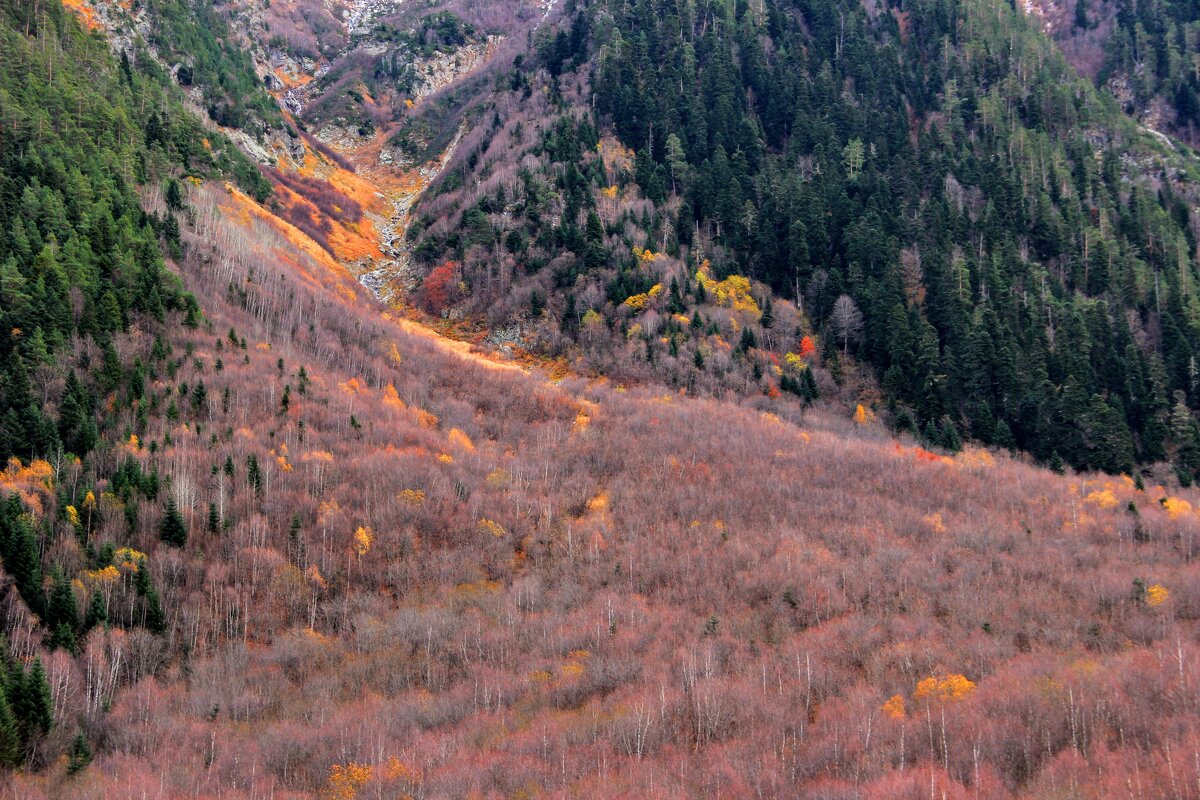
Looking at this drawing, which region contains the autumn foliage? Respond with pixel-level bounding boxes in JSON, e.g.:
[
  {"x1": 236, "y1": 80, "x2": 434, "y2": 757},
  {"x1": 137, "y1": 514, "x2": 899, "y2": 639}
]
[
  {"x1": 9, "y1": 1, "x2": 1200, "y2": 797},
  {"x1": 4, "y1": 135, "x2": 1200, "y2": 800},
  {"x1": 417, "y1": 260, "x2": 462, "y2": 314}
]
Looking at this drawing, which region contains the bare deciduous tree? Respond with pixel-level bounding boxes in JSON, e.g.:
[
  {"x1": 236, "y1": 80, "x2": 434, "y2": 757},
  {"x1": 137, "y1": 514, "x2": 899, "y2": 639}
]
[{"x1": 830, "y1": 294, "x2": 864, "y2": 354}]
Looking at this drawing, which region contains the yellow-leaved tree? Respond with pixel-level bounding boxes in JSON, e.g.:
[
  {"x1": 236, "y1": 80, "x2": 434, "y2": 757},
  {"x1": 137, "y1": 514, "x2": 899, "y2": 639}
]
[
  {"x1": 695, "y1": 260, "x2": 760, "y2": 316},
  {"x1": 1163, "y1": 497, "x2": 1192, "y2": 518},
  {"x1": 914, "y1": 673, "x2": 975, "y2": 703},
  {"x1": 326, "y1": 762, "x2": 372, "y2": 800},
  {"x1": 353, "y1": 526, "x2": 372, "y2": 557},
  {"x1": 479, "y1": 519, "x2": 506, "y2": 538},
  {"x1": 853, "y1": 404, "x2": 875, "y2": 426}
]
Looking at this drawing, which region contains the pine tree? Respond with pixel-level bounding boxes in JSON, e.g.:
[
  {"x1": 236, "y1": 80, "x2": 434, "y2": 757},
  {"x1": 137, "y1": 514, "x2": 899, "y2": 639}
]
[
  {"x1": 668, "y1": 278, "x2": 686, "y2": 314},
  {"x1": 1074, "y1": 0, "x2": 1089, "y2": 29},
  {"x1": 191, "y1": 380, "x2": 208, "y2": 414},
  {"x1": 133, "y1": 559, "x2": 166, "y2": 633},
  {"x1": 151, "y1": 335, "x2": 170, "y2": 363},
  {"x1": 165, "y1": 178, "x2": 184, "y2": 211},
  {"x1": 143, "y1": 587, "x2": 166, "y2": 634},
  {"x1": 939, "y1": 417, "x2": 962, "y2": 452},
  {"x1": 133, "y1": 558, "x2": 152, "y2": 597},
  {"x1": 800, "y1": 367, "x2": 819, "y2": 403},
  {"x1": 288, "y1": 514, "x2": 303, "y2": 565},
  {"x1": 58, "y1": 370, "x2": 96, "y2": 456},
  {"x1": 50, "y1": 624, "x2": 76, "y2": 655},
  {"x1": 0, "y1": 499, "x2": 43, "y2": 615},
  {"x1": 246, "y1": 454, "x2": 262, "y2": 495},
  {"x1": 738, "y1": 327, "x2": 757, "y2": 353}
]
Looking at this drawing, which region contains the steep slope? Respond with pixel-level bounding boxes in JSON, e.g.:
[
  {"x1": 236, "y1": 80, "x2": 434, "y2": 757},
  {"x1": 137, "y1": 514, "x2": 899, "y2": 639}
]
[
  {"x1": 1031, "y1": 0, "x2": 1200, "y2": 146},
  {"x1": 2, "y1": 2, "x2": 1200, "y2": 798},
  {"x1": 273, "y1": 0, "x2": 546, "y2": 300},
  {"x1": 59, "y1": 0, "x2": 511, "y2": 284},
  {"x1": 400, "y1": 0, "x2": 1200, "y2": 481},
  {"x1": 11, "y1": 166, "x2": 1200, "y2": 800},
  {"x1": 60, "y1": 0, "x2": 1200, "y2": 481},
  {"x1": 0, "y1": 0, "x2": 290, "y2": 770}
]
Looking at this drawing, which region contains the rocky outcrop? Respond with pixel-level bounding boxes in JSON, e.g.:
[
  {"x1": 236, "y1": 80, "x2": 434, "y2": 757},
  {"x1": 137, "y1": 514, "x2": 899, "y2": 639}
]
[
  {"x1": 407, "y1": 36, "x2": 503, "y2": 102},
  {"x1": 344, "y1": 0, "x2": 407, "y2": 38}
]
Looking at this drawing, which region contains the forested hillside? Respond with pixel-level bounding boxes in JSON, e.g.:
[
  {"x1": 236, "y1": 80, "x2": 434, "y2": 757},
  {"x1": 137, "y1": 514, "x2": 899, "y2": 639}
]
[
  {"x1": 408, "y1": 0, "x2": 1200, "y2": 478},
  {"x1": 1, "y1": 0, "x2": 1200, "y2": 798},
  {"x1": 0, "y1": 0, "x2": 268, "y2": 767},
  {"x1": 1035, "y1": 0, "x2": 1200, "y2": 146}
]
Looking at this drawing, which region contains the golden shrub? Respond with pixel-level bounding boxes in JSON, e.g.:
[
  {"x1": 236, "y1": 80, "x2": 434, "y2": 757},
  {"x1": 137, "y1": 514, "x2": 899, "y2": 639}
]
[
  {"x1": 882, "y1": 694, "x2": 906, "y2": 719},
  {"x1": 479, "y1": 519, "x2": 506, "y2": 538},
  {"x1": 326, "y1": 762, "x2": 372, "y2": 800},
  {"x1": 1085, "y1": 489, "x2": 1118, "y2": 510},
  {"x1": 352, "y1": 526, "x2": 372, "y2": 557},
  {"x1": 696, "y1": 261, "x2": 760, "y2": 316},
  {"x1": 853, "y1": 404, "x2": 875, "y2": 426},
  {"x1": 1163, "y1": 497, "x2": 1192, "y2": 518},
  {"x1": 447, "y1": 428, "x2": 475, "y2": 451},
  {"x1": 914, "y1": 673, "x2": 975, "y2": 702},
  {"x1": 623, "y1": 293, "x2": 649, "y2": 310},
  {"x1": 397, "y1": 489, "x2": 426, "y2": 505}
]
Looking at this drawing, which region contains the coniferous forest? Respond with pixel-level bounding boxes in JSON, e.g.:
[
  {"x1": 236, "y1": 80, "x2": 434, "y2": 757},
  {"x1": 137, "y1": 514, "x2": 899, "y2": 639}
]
[
  {"x1": 408, "y1": 0, "x2": 1200, "y2": 477},
  {"x1": 0, "y1": 0, "x2": 260, "y2": 764}
]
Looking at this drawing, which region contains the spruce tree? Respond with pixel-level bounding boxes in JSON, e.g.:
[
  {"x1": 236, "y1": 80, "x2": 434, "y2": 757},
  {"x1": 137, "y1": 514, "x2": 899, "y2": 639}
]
[
  {"x1": 0, "y1": 501, "x2": 43, "y2": 615},
  {"x1": 0, "y1": 689, "x2": 20, "y2": 768},
  {"x1": 17, "y1": 659, "x2": 53, "y2": 742},
  {"x1": 143, "y1": 587, "x2": 166, "y2": 634},
  {"x1": 288, "y1": 514, "x2": 303, "y2": 565},
  {"x1": 159, "y1": 498, "x2": 187, "y2": 547},
  {"x1": 67, "y1": 731, "x2": 92, "y2": 774},
  {"x1": 46, "y1": 569, "x2": 81, "y2": 642},
  {"x1": 84, "y1": 592, "x2": 107, "y2": 631},
  {"x1": 50, "y1": 624, "x2": 76, "y2": 655},
  {"x1": 1074, "y1": 0, "x2": 1089, "y2": 29},
  {"x1": 133, "y1": 558, "x2": 166, "y2": 633},
  {"x1": 191, "y1": 380, "x2": 207, "y2": 414},
  {"x1": 801, "y1": 367, "x2": 819, "y2": 403},
  {"x1": 246, "y1": 454, "x2": 262, "y2": 495}
]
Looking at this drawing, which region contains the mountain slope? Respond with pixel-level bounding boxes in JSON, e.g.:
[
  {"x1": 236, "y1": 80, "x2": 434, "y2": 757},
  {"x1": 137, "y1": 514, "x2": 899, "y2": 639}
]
[
  {"x1": 1032, "y1": 0, "x2": 1200, "y2": 146},
  {"x1": 398, "y1": 0, "x2": 1200, "y2": 480},
  {"x1": 9, "y1": 141, "x2": 1200, "y2": 799},
  {"x1": 1, "y1": 1, "x2": 1199, "y2": 798},
  {"x1": 0, "y1": 0, "x2": 289, "y2": 769},
  {"x1": 59, "y1": 0, "x2": 1200, "y2": 480}
]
